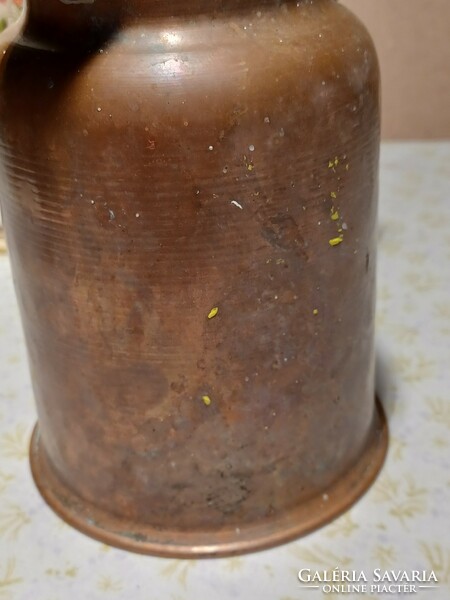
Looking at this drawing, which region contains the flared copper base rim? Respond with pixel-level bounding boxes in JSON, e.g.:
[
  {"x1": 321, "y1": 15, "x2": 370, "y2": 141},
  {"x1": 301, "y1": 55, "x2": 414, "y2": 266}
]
[{"x1": 29, "y1": 399, "x2": 388, "y2": 558}]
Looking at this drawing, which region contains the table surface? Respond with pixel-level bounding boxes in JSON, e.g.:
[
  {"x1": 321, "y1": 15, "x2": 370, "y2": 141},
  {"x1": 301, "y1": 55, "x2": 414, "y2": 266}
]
[{"x1": 0, "y1": 142, "x2": 449, "y2": 600}]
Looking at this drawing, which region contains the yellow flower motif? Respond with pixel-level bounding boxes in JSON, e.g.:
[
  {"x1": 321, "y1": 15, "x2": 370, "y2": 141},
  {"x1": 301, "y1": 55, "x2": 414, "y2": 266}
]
[
  {"x1": 375, "y1": 311, "x2": 387, "y2": 328},
  {"x1": 380, "y1": 239, "x2": 403, "y2": 256},
  {"x1": 0, "y1": 559, "x2": 22, "y2": 595},
  {"x1": 420, "y1": 542, "x2": 450, "y2": 583},
  {"x1": 390, "y1": 437, "x2": 407, "y2": 462},
  {"x1": 160, "y1": 560, "x2": 198, "y2": 589},
  {"x1": 0, "y1": 504, "x2": 30, "y2": 540},
  {"x1": 324, "y1": 513, "x2": 359, "y2": 538},
  {"x1": 264, "y1": 564, "x2": 275, "y2": 578},
  {"x1": 372, "y1": 474, "x2": 399, "y2": 502},
  {"x1": 45, "y1": 566, "x2": 78, "y2": 579},
  {"x1": 0, "y1": 424, "x2": 29, "y2": 460},
  {"x1": 393, "y1": 355, "x2": 435, "y2": 383},
  {"x1": 426, "y1": 397, "x2": 450, "y2": 429},
  {"x1": 419, "y1": 210, "x2": 450, "y2": 229},
  {"x1": 389, "y1": 324, "x2": 419, "y2": 345},
  {"x1": 405, "y1": 251, "x2": 427, "y2": 265},
  {"x1": 97, "y1": 576, "x2": 123, "y2": 592},
  {"x1": 434, "y1": 302, "x2": 450, "y2": 320},
  {"x1": 432, "y1": 436, "x2": 449, "y2": 449},
  {"x1": 380, "y1": 219, "x2": 407, "y2": 236},
  {"x1": 223, "y1": 557, "x2": 244, "y2": 572},
  {"x1": 372, "y1": 474, "x2": 427, "y2": 527},
  {"x1": 378, "y1": 286, "x2": 393, "y2": 302},
  {"x1": 0, "y1": 472, "x2": 14, "y2": 494},
  {"x1": 372, "y1": 545, "x2": 396, "y2": 568},
  {"x1": 402, "y1": 271, "x2": 439, "y2": 293}
]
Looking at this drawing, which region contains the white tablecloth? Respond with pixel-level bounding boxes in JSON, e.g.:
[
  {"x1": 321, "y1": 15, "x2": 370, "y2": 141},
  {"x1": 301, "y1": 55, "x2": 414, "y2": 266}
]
[{"x1": 0, "y1": 142, "x2": 449, "y2": 599}]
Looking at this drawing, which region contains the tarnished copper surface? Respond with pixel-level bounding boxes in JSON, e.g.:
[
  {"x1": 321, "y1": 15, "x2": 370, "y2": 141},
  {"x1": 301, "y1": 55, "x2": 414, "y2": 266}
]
[
  {"x1": 30, "y1": 402, "x2": 387, "y2": 557},
  {"x1": 0, "y1": 0, "x2": 387, "y2": 556}
]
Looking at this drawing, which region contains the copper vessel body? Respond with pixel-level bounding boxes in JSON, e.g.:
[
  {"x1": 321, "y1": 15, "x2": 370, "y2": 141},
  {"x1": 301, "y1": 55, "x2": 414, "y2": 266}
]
[{"x1": 0, "y1": 0, "x2": 387, "y2": 557}]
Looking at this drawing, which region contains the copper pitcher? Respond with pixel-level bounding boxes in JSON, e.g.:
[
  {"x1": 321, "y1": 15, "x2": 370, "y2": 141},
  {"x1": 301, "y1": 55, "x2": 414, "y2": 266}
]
[{"x1": 0, "y1": 0, "x2": 387, "y2": 557}]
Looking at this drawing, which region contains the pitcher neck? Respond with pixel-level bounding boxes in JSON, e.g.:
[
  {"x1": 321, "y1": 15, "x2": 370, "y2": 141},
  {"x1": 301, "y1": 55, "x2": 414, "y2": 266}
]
[{"x1": 23, "y1": 0, "x2": 326, "y2": 49}]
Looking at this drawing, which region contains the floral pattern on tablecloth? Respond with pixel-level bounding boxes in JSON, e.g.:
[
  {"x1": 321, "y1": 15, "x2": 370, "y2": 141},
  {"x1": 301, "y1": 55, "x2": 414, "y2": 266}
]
[{"x1": 0, "y1": 142, "x2": 449, "y2": 599}]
